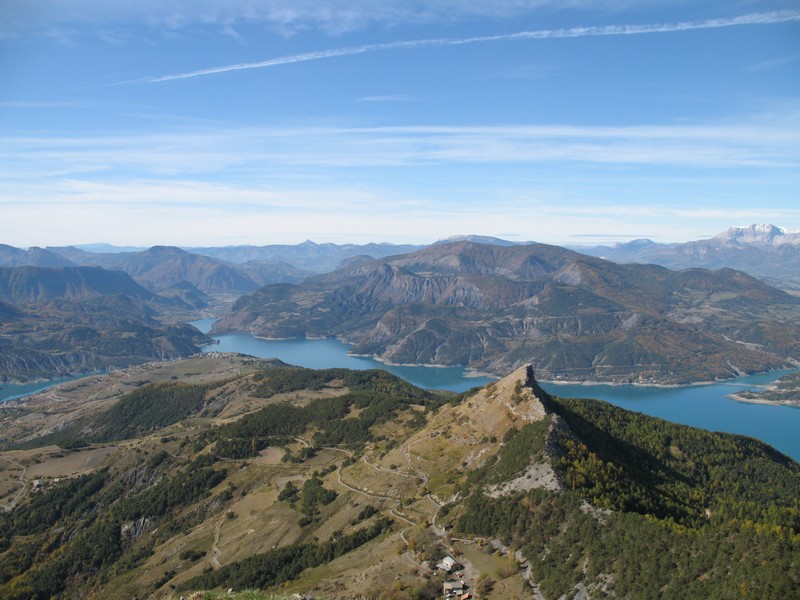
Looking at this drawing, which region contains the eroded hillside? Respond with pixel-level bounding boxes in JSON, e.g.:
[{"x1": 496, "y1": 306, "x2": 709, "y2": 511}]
[{"x1": 217, "y1": 241, "x2": 800, "y2": 384}]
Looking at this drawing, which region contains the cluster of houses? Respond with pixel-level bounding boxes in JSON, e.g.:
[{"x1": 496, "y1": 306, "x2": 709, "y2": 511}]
[
  {"x1": 30, "y1": 476, "x2": 64, "y2": 492},
  {"x1": 436, "y1": 555, "x2": 471, "y2": 599}
]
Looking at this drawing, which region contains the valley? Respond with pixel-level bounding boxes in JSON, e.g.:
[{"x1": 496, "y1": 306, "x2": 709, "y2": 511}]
[
  {"x1": 1, "y1": 231, "x2": 798, "y2": 600},
  {"x1": 4, "y1": 227, "x2": 799, "y2": 388}
]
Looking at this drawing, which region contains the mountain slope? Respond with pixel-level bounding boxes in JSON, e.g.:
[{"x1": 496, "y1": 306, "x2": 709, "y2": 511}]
[
  {"x1": 0, "y1": 245, "x2": 76, "y2": 268},
  {"x1": 0, "y1": 266, "x2": 157, "y2": 304},
  {"x1": 0, "y1": 266, "x2": 210, "y2": 382},
  {"x1": 47, "y1": 245, "x2": 263, "y2": 295},
  {"x1": 218, "y1": 241, "x2": 800, "y2": 384},
  {"x1": 0, "y1": 359, "x2": 796, "y2": 599}
]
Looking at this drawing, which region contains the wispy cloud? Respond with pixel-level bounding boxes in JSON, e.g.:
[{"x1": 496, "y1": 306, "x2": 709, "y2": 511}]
[
  {"x1": 0, "y1": 1, "x2": 669, "y2": 39},
  {"x1": 3, "y1": 175, "x2": 799, "y2": 248},
  {"x1": 135, "y1": 11, "x2": 800, "y2": 84},
  {"x1": 0, "y1": 100, "x2": 111, "y2": 109},
  {"x1": 2, "y1": 115, "x2": 798, "y2": 179}
]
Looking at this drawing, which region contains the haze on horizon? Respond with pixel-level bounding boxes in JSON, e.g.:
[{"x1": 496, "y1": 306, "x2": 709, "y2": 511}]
[{"x1": 1, "y1": 1, "x2": 799, "y2": 248}]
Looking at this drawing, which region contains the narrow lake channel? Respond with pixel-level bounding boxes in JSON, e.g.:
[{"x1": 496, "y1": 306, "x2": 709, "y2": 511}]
[{"x1": 190, "y1": 319, "x2": 800, "y2": 461}]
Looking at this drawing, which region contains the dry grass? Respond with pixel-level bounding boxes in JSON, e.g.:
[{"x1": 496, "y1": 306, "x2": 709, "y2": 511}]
[
  {"x1": 25, "y1": 445, "x2": 117, "y2": 478},
  {"x1": 254, "y1": 447, "x2": 285, "y2": 465},
  {"x1": 0, "y1": 355, "x2": 264, "y2": 447}
]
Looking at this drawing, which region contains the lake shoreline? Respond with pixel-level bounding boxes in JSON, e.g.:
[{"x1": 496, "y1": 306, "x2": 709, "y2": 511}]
[
  {"x1": 183, "y1": 321, "x2": 800, "y2": 460},
  {"x1": 207, "y1": 329, "x2": 795, "y2": 389},
  {"x1": 0, "y1": 370, "x2": 108, "y2": 404},
  {"x1": 729, "y1": 393, "x2": 800, "y2": 408}
]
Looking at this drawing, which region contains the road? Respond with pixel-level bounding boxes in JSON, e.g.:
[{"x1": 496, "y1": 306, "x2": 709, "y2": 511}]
[{"x1": 1, "y1": 458, "x2": 27, "y2": 512}]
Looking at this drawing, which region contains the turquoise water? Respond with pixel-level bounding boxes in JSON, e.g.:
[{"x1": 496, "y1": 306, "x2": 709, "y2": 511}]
[
  {"x1": 191, "y1": 319, "x2": 800, "y2": 461},
  {"x1": 207, "y1": 332, "x2": 495, "y2": 393},
  {"x1": 193, "y1": 318, "x2": 493, "y2": 392},
  {"x1": 541, "y1": 374, "x2": 800, "y2": 461},
  {"x1": 0, "y1": 375, "x2": 90, "y2": 403}
]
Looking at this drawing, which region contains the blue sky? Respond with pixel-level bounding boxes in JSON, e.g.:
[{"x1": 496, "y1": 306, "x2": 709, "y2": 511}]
[{"x1": 1, "y1": 0, "x2": 798, "y2": 247}]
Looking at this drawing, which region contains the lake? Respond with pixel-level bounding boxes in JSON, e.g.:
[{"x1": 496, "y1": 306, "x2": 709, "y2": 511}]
[
  {"x1": 0, "y1": 374, "x2": 92, "y2": 403},
  {"x1": 191, "y1": 319, "x2": 800, "y2": 461},
  {"x1": 192, "y1": 319, "x2": 496, "y2": 393}
]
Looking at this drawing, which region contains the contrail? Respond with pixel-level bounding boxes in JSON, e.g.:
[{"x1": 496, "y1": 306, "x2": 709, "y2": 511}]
[{"x1": 140, "y1": 10, "x2": 800, "y2": 84}]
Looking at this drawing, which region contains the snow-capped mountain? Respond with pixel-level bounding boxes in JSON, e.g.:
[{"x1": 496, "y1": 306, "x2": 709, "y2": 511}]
[
  {"x1": 573, "y1": 224, "x2": 800, "y2": 289},
  {"x1": 713, "y1": 224, "x2": 800, "y2": 246}
]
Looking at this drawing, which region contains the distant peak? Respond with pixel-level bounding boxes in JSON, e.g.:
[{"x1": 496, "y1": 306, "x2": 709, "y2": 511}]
[
  {"x1": 147, "y1": 245, "x2": 186, "y2": 254},
  {"x1": 714, "y1": 224, "x2": 800, "y2": 245},
  {"x1": 618, "y1": 238, "x2": 656, "y2": 248},
  {"x1": 433, "y1": 235, "x2": 519, "y2": 247}
]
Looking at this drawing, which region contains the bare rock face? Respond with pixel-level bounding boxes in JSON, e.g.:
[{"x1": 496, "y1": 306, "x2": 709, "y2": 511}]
[{"x1": 490, "y1": 364, "x2": 548, "y2": 422}]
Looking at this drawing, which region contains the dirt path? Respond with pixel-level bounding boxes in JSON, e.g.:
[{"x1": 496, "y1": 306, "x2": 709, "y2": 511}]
[
  {"x1": 330, "y1": 444, "x2": 481, "y2": 592},
  {"x1": 402, "y1": 445, "x2": 430, "y2": 486},
  {"x1": 362, "y1": 452, "x2": 421, "y2": 482},
  {"x1": 1, "y1": 459, "x2": 27, "y2": 512},
  {"x1": 389, "y1": 507, "x2": 415, "y2": 526},
  {"x1": 336, "y1": 461, "x2": 399, "y2": 500},
  {"x1": 209, "y1": 517, "x2": 222, "y2": 569},
  {"x1": 334, "y1": 449, "x2": 430, "y2": 573}
]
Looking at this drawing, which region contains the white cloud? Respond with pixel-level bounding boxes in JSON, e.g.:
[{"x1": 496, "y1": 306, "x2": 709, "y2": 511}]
[
  {"x1": 744, "y1": 51, "x2": 800, "y2": 72},
  {"x1": 3, "y1": 175, "x2": 799, "y2": 248},
  {"x1": 133, "y1": 10, "x2": 800, "y2": 83},
  {"x1": 2, "y1": 111, "x2": 797, "y2": 247},
  {"x1": 2, "y1": 115, "x2": 797, "y2": 180}
]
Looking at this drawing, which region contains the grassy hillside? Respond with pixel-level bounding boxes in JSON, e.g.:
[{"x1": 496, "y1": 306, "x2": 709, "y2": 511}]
[{"x1": 0, "y1": 358, "x2": 796, "y2": 599}]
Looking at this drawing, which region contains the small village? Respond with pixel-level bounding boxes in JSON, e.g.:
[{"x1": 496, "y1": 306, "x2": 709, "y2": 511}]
[{"x1": 436, "y1": 555, "x2": 470, "y2": 600}]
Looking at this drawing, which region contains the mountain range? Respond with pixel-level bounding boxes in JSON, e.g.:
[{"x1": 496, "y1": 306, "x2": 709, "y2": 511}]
[
  {"x1": 6, "y1": 224, "x2": 796, "y2": 289},
  {"x1": 573, "y1": 224, "x2": 800, "y2": 289},
  {"x1": 0, "y1": 244, "x2": 75, "y2": 268},
  {"x1": 6, "y1": 243, "x2": 421, "y2": 298},
  {"x1": 43, "y1": 245, "x2": 311, "y2": 297},
  {"x1": 2, "y1": 224, "x2": 799, "y2": 385},
  {"x1": 187, "y1": 239, "x2": 424, "y2": 272},
  {"x1": 217, "y1": 240, "x2": 800, "y2": 384},
  {"x1": 0, "y1": 357, "x2": 796, "y2": 598}
]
